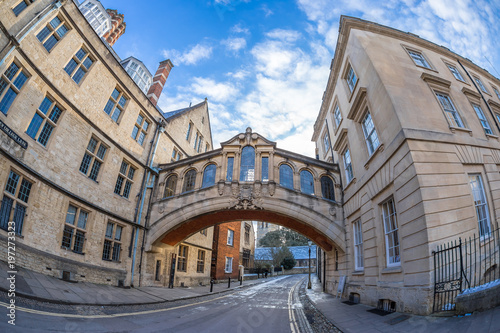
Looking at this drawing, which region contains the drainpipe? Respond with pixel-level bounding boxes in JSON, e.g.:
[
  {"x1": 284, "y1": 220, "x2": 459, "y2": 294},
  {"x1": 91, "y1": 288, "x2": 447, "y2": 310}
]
[
  {"x1": 130, "y1": 120, "x2": 165, "y2": 286},
  {"x1": 457, "y1": 59, "x2": 500, "y2": 133},
  {"x1": 0, "y1": 1, "x2": 61, "y2": 67}
]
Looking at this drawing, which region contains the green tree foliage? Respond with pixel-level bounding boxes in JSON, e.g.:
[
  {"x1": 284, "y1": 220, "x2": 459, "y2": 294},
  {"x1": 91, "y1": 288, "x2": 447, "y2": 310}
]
[{"x1": 258, "y1": 228, "x2": 309, "y2": 247}]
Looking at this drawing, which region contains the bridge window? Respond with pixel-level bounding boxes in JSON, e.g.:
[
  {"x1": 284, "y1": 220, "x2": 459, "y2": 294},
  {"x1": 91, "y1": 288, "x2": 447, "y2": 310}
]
[
  {"x1": 261, "y1": 157, "x2": 269, "y2": 182},
  {"x1": 182, "y1": 170, "x2": 197, "y2": 193},
  {"x1": 300, "y1": 170, "x2": 314, "y2": 195},
  {"x1": 320, "y1": 176, "x2": 335, "y2": 201},
  {"x1": 279, "y1": 164, "x2": 293, "y2": 189},
  {"x1": 164, "y1": 175, "x2": 177, "y2": 198},
  {"x1": 226, "y1": 157, "x2": 234, "y2": 181},
  {"x1": 240, "y1": 146, "x2": 255, "y2": 181},
  {"x1": 202, "y1": 164, "x2": 216, "y2": 188}
]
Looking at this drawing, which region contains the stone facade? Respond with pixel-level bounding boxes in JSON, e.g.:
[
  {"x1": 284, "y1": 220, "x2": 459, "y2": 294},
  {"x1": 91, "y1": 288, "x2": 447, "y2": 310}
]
[
  {"x1": 312, "y1": 16, "x2": 500, "y2": 315},
  {"x1": 239, "y1": 221, "x2": 255, "y2": 269},
  {"x1": 0, "y1": 0, "x2": 212, "y2": 288}
]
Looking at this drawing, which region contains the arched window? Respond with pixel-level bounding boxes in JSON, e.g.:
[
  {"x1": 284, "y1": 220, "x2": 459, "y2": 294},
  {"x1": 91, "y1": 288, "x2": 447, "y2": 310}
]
[
  {"x1": 240, "y1": 146, "x2": 255, "y2": 181},
  {"x1": 321, "y1": 176, "x2": 335, "y2": 201},
  {"x1": 164, "y1": 175, "x2": 177, "y2": 198},
  {"x1": 202, "y1": 164, "x2": 216, "y2": 188},
  {"x1": 279, "y1": 164, "x2": 293, "y2": 189},
  {"x1": 182, "y1": 169, "x2": 197, "y2": 193},
  {"x1": 300, "y1": 170, "x2": 314, "y2": 195}
]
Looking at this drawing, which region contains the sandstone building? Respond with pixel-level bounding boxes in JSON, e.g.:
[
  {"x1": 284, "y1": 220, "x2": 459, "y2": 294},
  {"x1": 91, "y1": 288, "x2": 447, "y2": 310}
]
[
  {"x1": 313, "y1": 16, "x2": 500, "y2": 314},
  {"x1": 0, "y1": 0, "x2": 212, "y2": 288}
]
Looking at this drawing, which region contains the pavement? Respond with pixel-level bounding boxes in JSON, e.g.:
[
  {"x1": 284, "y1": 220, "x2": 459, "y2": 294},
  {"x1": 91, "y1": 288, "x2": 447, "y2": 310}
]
[
  {"x1": 1, "y1": 260, "x2": 500, "y2": 332},
  {"x1": 0, "y1": 260, "x2": 273, "y2": 305},
  {"x1": 305, "y1": 275, "x2": 500, "y2": 333}
]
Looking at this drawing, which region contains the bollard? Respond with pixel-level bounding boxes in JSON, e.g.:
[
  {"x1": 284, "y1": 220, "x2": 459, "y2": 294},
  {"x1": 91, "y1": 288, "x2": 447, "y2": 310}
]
[
  {"x1": 228, "y1": 277, "x2": 231, "y2": 288},
  {"x1": 240, "y1": 277, "x2": 242, "y2": 285},
  {"x1": 210, "y1": 279, "x2": 214, "y2": 292}
]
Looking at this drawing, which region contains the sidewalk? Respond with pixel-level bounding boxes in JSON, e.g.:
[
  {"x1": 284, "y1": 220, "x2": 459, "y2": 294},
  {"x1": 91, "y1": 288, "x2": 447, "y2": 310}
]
[
  {"x1": 0, "y1": 260, "x2": 275, "y2": 306},
  {"x1": 305, "y1": 275, "x2": 500, "y2": 333}
]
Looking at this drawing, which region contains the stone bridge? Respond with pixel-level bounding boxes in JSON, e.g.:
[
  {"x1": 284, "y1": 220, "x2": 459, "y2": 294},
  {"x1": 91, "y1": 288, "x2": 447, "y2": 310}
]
[{"x1": 147, "y1": 128, "x2": 343, "y2": 252}]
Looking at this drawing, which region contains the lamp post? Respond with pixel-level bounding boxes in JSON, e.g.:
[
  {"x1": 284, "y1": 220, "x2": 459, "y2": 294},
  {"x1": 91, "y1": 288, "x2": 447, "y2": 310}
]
[{"x1": 308, "y1": 240, "x2": 312, "y2": 289}]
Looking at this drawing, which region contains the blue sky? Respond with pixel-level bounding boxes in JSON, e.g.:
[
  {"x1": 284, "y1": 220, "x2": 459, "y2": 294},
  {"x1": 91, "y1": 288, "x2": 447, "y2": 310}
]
[{"x1": 104, "y1": 0, "x2": 500, "y2": 157}]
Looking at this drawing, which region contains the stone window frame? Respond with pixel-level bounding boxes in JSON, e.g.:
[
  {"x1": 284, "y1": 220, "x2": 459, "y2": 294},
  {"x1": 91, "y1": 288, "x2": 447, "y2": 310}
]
[
  {"x1": 353, "y1": 219, "x2": 364, "y2": 271},
  {"x1": 244, "y1": 223, "x2": 251, "y2": 244},
  {"x1": 79, "y1": 135, "x2": 109, "y2": 182},
  {"x1": 197, "y1": 134, "x2": 203, "y2": 153},
  {"x1": 12, "y1": 0, "x2": 36, "y2": 17},
  {"x1": 131, "y1": 113, "x2": 150, "y2": 146},
  {"x1": 201, "y1": 163, "x2": 217, "y2": 188},
  {"x1": 0, "y1": 60, "x2": 30, "y2": 115},
  {"x1": 103, "y1": 86, "x2": 128, "y2": 123},
  {"x1": 227, "y1": 229, "x2": 234, "y2": 246},
  {"x1": 196, "y1": 249, "x2": 205, "y2": 273},
  {"x1": 492, "y1": 86, "x2": 500, "y2": 101},
  {"x1": 443, "y1": 60, "x2": 466, "y2": 83},
  {"x1": 205, "y1": 142, "x2": 210, "y2": 152},
  {"x1": 279, "y1": 163, "x2": 294, "y2": 190},
  {"x1": 25, "y1": 94, "x2": 64, "y2": 148},
  {"x1": 381, "y1": 197, "x2": 401, "y2": 268},
  {"x1": 341, "y1": 58, "x2": 359, "y2": 100},
  {"x1": 299, "y1": 169, "x2": 315, "y2": 196},
  {"x1": 177, "y1": 245, "x2": 188, "y2": 272},
  {"x1": 63, "y1": 46, "x2": 95, "y2": 85},
  {"x1": 186, "y1": 121, "x2": 193, "y2": 142},
  {"x1": 171, "y1": 147, "x2": 182, "y2": 162},
  {"x1": 193, "y1": 131, "x2": 199, "y2": 150},
  {"x1": 332, "y1": 98, "x2": 343, "y2": 134},
  {"x1": 361, "y1": 111, "x2": 380, "y2": 156},
  {"x1": 342, "y1": 146, "x2": 354, "y2": 185},
  {"x1": 36, "y1": 15, "x2": 70, "y2": 52},
  {"x1": 225, "y1": 256, "x2": 233, "y2": 273},
  {"x1": 61, "y1": 203, "x2": 89, "y2": 255},
  {"x1": 322, "y1": 129, "x2": 330, "y2": 157},
  {"x1": 0, "y1": 169, "x2": 33, "y2": 235},
  {"x1": 333, "y1": 128, "x2": 355, "y2": 188},
  {"x1": 226, "y1": 155, "x2": 235, "y2": 181},
  {"x1": 163, "y1": 173, "x2": 178, "y2": 198},
  {"x1": 261, "y1": 155, "x2": 269, "y2": 182},
  {"x1": 114, "y1": 159, "x2": 136, "y2": 199},
  {"x1": 239, "y1": 145, "x2": 255, "y2": 182},
  {"x1": 402, "y1": 45, "x2": 434, "y2": 70},
  {"x1": 467, "y1": 171, "x2": 493, "y2": 239},
  {"x1": 320, "y1": 175, "x2": 335, "y2": 202},
  {"x1": 471, "y1": 74, "x2": 490, "y2": 95},
  {"x1": 102, "y1": 221, "x2": 123, "y2": 262},
  {"x1": 182, "y1": 168, "x2": 197, "y2": 193}
]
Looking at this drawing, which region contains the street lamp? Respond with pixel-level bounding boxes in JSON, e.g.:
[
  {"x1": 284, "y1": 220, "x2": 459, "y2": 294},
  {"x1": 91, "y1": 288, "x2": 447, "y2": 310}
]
[{"x1": 308, "y1": 240, "x2": 312, "y2": 289}]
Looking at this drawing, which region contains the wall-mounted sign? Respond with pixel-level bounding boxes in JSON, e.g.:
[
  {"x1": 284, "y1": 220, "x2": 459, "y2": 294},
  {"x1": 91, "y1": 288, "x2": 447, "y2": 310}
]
[{"x1": 0, "y1": 120, "x2": 28, "y2": 149}]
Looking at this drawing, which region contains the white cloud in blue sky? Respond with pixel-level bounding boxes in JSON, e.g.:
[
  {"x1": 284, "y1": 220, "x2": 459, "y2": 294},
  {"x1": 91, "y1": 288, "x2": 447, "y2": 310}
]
[{"x1": 108, "y1": 0, "x2": 500, "y2": 157}]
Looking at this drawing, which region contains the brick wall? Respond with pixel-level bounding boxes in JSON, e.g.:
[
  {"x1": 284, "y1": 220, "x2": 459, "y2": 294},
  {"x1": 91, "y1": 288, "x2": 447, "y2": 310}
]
[{"x1": 212, "y1": 222, "x2": 241, "y2": 280}]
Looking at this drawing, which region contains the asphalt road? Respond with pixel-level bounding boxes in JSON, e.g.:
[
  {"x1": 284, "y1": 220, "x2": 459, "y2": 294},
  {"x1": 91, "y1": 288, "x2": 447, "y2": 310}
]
[{"x1": 1, "y1": 274, "x2": 311, "y2": 333}]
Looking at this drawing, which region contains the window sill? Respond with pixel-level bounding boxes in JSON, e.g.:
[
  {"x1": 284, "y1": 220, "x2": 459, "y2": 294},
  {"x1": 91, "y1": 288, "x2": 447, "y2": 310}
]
[
  {"x1": 364, "y1": 144, "x2": 384, "y2": 170},
  {"x1": 415, "y1": 64, "x2": 438, "y2": 73},
  {"x1": 486, "y1": 133, "x2": 498, "y2": 140},
  {"x1": 449, "y1": 126, "x2": 472, "y2": 136},
  {"x1": 352, "y1": 270, "x2": 364, "y2": 275},
  {"x1": 343, "y1": 178, "x2": 356, "y2": 191},
  {"x1": 102, "y1": 259, "x2": 121, "y2": 263},
  {"x1": 381, "y1": 266, "x2": 402, "y2": 274}
]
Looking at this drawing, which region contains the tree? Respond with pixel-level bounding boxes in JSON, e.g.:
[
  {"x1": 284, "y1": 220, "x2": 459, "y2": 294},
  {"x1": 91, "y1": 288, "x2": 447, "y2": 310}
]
[{"x1": 258, "y1": 228, "x2": 309, "y2": 247}]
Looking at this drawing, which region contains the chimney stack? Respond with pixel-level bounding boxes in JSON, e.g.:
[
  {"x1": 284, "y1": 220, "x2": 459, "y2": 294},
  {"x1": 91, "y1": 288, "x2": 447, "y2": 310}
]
[{"x1": 147, "y1": 59, "x2": 174, "y2": 106}]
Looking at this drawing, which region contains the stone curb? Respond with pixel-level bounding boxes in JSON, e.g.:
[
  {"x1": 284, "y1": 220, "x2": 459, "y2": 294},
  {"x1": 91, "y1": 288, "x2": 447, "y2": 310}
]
[{"x1": 0, "y1": 278, "x2": 273, "y2": 307}]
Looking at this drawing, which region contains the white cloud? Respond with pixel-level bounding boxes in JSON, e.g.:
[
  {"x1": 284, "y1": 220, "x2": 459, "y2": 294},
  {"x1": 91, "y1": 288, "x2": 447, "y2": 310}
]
[
  {"x1": 226, "y1": 70, "x2": 250, "y2": 80},
  {"x1": 190, "y1": 77, "x2": 239, "y2": 103},
  {"x1": 221, "y1": 37, "x2": 247, "y2": 52},
  {"x1": 231, "y1": 24, "x2": 250, "y2": 35},
  {"x1": 162, "y1": 44, "x2": 213, "y2": 66},
  {"x1": 266, "y1": 29, "x2": 301, "y2": 43}
]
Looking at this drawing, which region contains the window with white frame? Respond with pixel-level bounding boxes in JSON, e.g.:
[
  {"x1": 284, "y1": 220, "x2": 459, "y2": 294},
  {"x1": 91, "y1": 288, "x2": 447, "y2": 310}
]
[
  {"x1": 407, "y1": 50, "x2": 431, "y2": 69},
  {"x1": 64, "y1": 47, "x2": 94, "y2": 84},
  {"x1": 382, "y1": 198, "x2": 400, "y2": 266},
  {"x1": 36, "y1": 16, "x2": 69, "y2": 52},
  {"x1": 12, "y1": 0, "x2": 36, "y2": 16},
  {"x1": 79, "y1": 137, "x2": 108, "y2": 181},
  {"x1": 0, "y1": 61, "x2": 29, "y2": 114},
  {"x1": 435, "y1": 93, "x2": 464, "y2": 128},
  {"x1": 473, "y1": 76, "x2": 489, "y2": 94},
  {"x1": 323, "y1": 133, "x2": 330, "y2": 154},
  {"x1": 361, "y1": 111, "x2": 380, "y2": 155},
  {"x1": 114, "y1": 160, "x2": 136, "y2": 199},
  {"x1": 102, "y1": 221, "x2": 123, "y2": 261},
  {"x1": 225, "y1": 257, "x2": 233, "y2": 273},
  {"x1": 346, "y1": 65, "x2": 357, "y2": 93},
  {"x1": 197, "y1": 136, "x2": 203, "y2": 152},
  {"x1": 0, "y1": 170, "x2": 32, "y2": 235},
  {"x1": 26, "y1": 96, "x2": 63, "y2": 146},
  {"x1": 61, "y1": 204, "x2": 88, "y2": 254},
  {"x1": 227, "y1": 229, "x2": 234, "y2": 246},
  {"x1": 447, "y1": 64, "x2": 465, "y2": 81},
  {"x1": 472, "y1": 104, "x2": 493, "y2": 135},
  {"x1": 469, "y1": 174, "x2": 491, "y2": 237},
  {"x1": 343, "y1": 148, "x2": 353, "y2": 183},
  {"x1": 334, "y1": 105, "x2": 342, "y2": 127},
  {"x1": 494, "y1": 87, "x2": 500, "y2": 100},
  {"x1": 103, "y1": 87, "x2": 128, "y2": 123},
  {"x1": 353, "y1": 220, "x2": 363, "y2": 270},
  {"x1": 131, "y1": 113, "x2": 149, "y2": 145}
]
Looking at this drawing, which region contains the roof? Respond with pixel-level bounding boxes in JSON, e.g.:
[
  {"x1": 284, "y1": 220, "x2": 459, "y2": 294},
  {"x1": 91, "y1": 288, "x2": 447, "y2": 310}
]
[
  {"x1": 254, "y1": 245, "x2": 317, "y2": 261},
  {"x1": 163, "y1": 99, "x2": 208, "y2": 120},
  {"x1": 119, "y1": 56, "x2": 154, "y2": 79}
]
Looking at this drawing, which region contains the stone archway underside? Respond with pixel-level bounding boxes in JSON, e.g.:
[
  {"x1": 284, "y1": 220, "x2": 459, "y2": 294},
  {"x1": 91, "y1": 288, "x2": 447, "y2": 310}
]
[{"x1": 159, "y1": 209, "x2": 335, "y2": 251}]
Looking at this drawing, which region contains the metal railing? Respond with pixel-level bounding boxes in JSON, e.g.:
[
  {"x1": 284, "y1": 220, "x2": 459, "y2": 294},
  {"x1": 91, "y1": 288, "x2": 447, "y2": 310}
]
[{"x1": 433, "y1": 226, "x2": 500, "y2": 313}]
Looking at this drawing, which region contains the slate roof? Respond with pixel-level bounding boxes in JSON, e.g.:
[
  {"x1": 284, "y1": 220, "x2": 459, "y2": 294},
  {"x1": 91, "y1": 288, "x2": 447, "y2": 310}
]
[
  {"x1": 254, "y1": 245, "x2": 317, "y2": 261},
  {"x1": 163, "y1": 100, "x2": 207, "y2": 121}
]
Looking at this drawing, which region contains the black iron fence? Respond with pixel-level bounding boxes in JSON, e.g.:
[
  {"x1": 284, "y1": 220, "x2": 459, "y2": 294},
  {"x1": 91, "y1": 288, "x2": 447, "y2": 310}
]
[{"x1": 433, "y1": 227, "x2": 500, "y2": 313}]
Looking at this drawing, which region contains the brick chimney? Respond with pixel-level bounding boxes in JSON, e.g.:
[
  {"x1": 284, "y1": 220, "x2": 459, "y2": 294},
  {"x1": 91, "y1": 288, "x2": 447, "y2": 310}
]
[{"x1": 147, "y1": 59, "x2": 174, "y2": 106}]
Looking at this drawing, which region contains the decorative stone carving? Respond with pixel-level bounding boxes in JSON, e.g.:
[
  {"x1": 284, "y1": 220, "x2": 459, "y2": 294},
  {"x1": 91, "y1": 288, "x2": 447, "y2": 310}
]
[
  {"x1": 158, "y1": 202, "x2": 167, "y2": 214},
  {"x1": 228, "y1": 182, "x2": 263, "y2": 210},
  {"x1": 329, "y1": 207, "x2": 337, "y2": 218},
  {"x1": 268, "y1": 181, "x2": 276, "y2": 196},
  {"x1": 218, "y1": 181, "x2": 225, "y2": 196}
]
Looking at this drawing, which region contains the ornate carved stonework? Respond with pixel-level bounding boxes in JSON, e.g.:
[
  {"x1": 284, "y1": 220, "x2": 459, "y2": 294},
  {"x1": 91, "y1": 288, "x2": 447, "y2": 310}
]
[{"x1": 228, "y1": 183, "x2": 263, "y2": 210}]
